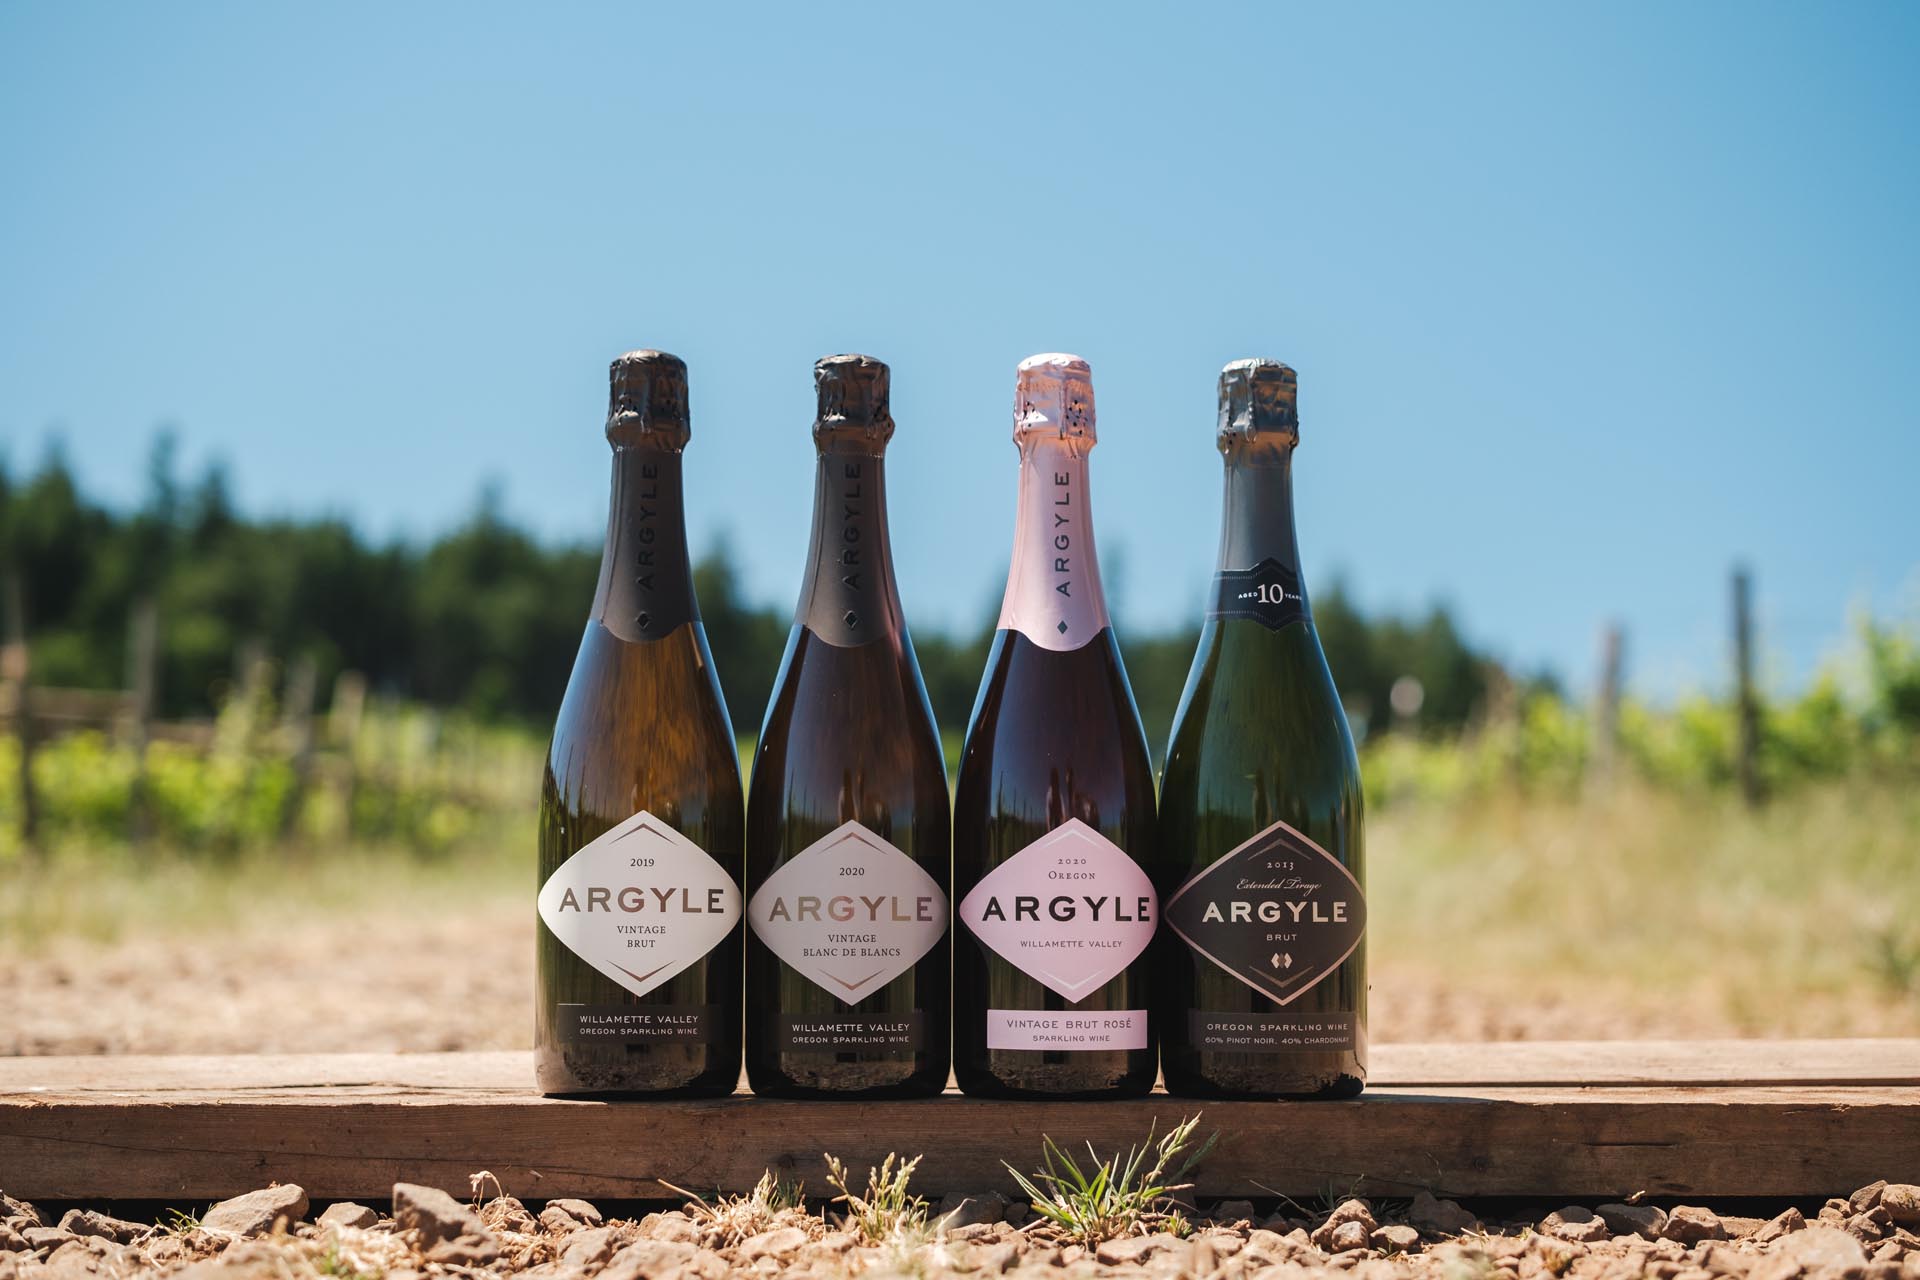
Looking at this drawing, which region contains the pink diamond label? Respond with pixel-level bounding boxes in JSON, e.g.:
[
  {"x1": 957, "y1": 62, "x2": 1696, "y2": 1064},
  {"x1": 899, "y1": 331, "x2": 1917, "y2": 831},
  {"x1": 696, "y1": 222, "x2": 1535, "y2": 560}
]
[
  {"x1": 747, "y1": 821, "x2": 948, "y2": 1004},
  {"x1": 958, "y1": 818, "x2": 1157, "y2": 1001},
  {"x1": 537, "y1": 809, "x2": 741, "y2": 999}
]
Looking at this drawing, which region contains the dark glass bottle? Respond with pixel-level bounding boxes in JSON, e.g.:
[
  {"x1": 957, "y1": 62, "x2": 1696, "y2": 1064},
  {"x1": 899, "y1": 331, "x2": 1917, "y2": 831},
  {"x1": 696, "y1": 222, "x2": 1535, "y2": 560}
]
[
  {"x1": 952, "y1": 353, "x2": 1161, "y2": 1100},
  {"x1": 743, "y1": 354, "x2": 951, "y2": 1099},
  {"x1": 1159, "y1": 359, "x2": 1367, "y2": 1100},
  {"x1": 536, "y1": 350, "x2": 745, "y2": 1097}
]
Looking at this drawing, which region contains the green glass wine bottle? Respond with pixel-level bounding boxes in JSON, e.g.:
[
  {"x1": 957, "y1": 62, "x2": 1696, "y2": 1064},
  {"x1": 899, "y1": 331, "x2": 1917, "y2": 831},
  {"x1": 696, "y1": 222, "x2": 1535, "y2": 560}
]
[{"x1": 1158, "y1": 359, "x2": 1367, "y2": 1100}]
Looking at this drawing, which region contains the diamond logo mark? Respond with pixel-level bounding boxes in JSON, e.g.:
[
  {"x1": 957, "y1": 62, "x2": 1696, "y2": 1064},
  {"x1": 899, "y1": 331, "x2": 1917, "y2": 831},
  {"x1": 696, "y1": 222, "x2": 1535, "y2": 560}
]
[
  {"x1": 1165, "y1": 818, "x2": 1364, "y2": 1006},
  {"x1": 958, "y1": 819, "x2": 1157, "y2": 1001},
  {"x1": 748, "y1": 821, "x2": 948, "y2": 1003},
  {"x1": 538, "y1": 810, "x2": 741, "y2": 999}
]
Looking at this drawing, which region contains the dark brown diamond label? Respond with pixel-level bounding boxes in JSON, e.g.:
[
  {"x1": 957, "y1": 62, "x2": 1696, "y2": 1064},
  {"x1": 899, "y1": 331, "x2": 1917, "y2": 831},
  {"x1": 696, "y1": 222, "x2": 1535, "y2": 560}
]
[{"x1": 1164, "y1": 819, "x2": 1364, "y2": 1005}]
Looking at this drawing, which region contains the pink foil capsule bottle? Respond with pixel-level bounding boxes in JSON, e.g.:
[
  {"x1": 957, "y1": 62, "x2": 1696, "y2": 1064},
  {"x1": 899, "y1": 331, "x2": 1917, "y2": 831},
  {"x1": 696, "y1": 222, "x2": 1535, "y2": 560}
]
[{"x1": 952, "y1": 353, "x2": 1165, "y2": 1099}]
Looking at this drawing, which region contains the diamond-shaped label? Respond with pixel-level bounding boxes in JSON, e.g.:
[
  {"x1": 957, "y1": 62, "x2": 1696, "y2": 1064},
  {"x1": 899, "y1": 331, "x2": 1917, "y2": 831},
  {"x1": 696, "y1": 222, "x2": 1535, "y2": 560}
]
[
  {"x1": 747, "y1": 821, "x2": 948, "y2": 1003},
  {"x1": 958, "y1": 818, "x2": 1157, "y2": 1001},
  {"x1": 1164, "y1": 818, "x2": 1364, "y2": 1005},
  {"x1": 538, "y1": 810, "x2": 741, "y2": 998}
]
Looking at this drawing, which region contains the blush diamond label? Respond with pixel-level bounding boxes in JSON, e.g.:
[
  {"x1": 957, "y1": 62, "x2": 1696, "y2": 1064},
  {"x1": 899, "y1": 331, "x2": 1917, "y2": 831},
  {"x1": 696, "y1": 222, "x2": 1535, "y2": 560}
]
[
  {"x1": 537, "y1": 810, "x2": 741, "y2": 999},
  {"x1": 958, "y1": 818, "x2": 1157, "y2": 1001},
  {"x1": 747, "y1": 821, "x2": 948, "y2": 1004},
  {"x1": 1164, "y1": 818, "x2": 1365, "y2": 1006}
]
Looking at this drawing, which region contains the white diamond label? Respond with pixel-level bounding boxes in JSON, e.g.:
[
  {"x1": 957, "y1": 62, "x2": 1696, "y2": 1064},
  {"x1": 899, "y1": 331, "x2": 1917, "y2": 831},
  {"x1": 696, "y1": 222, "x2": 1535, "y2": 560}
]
[
  {"x1": 537, "y1": 810, "x2": 741, "y2": 999},
  {"x1": 958, "y1": 818, "x2": 1157, "y2": 1001},
  {"x1": 747, "y1": 820, "x2": 948, "y2": 1003}
]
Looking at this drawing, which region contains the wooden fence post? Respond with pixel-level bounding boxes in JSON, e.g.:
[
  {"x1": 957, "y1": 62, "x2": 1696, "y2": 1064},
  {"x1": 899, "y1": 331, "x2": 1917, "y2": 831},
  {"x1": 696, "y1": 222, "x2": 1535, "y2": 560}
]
[
  {"x1": 1590, "y1": 622, "x2": 1624, "y2": 792},
  {"x1": 1732, "y1": 567, "x2": 1763, "y2": 808},
  {"x1": 2, "y1": 569, "x2": 37, "y2": 853},
  {"x1": 328, "y1": 670, "x2": 367, "y2": 838},
  {"x1": 126, "y1": 597, "x2": 159, "y2": 844},
  {"x1": 279, "y1": 655, "x2": 318, "y2": 841}
]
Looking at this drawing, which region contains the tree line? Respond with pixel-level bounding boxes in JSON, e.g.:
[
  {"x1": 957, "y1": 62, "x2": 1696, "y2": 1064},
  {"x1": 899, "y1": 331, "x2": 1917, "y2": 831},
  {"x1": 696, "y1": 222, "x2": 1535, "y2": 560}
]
[{"x1": 0, "y1": 439, "x2": 1507, "y2": 750}]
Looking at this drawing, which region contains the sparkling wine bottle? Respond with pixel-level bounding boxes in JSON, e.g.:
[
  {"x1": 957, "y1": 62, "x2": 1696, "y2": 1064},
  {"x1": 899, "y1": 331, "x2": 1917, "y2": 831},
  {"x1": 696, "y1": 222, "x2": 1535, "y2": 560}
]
[
  {"x1": 743, "y1": 354, "x2": 951, "y2": 1099},
  {"x1": 536, "y1": 350, "x2": 745, "y2": 1097},
  {"x1": 1159, "y1": 359, "x2": 1367, "y2": 1100},
  {"x1": 952, "y1": 353, "x2": 1161, "y2": 1099}
]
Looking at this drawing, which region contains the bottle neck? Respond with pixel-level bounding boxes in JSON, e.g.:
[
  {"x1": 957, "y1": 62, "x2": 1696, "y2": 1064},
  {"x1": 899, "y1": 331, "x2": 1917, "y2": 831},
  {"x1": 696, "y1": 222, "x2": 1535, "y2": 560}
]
[
  {"x1": 593, "y1": 447, "x2": 698, "y2": 642},
  {"x1": 1208, "y1": 443, "x2": 1310, "y2": 631},
  {"x1": 794, "y1": 450, "x2": 903, "y2": 647},
  {"x1": 996, "y1": 436, "x2": 1110, "y2": 652}
]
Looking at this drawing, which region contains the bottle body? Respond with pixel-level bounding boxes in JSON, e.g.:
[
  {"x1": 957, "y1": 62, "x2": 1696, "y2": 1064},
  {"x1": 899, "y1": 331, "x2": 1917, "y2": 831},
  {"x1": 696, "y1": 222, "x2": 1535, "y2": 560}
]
[
  {"x1": 1159, "y1": 361, "x2": 1367, "y2": 1100},
  {"x1": 744, "y1": 358, "x2": 951, "y2": 1099},
  {"x1": 952, "y1": 354, "x2": 1162, "y2": 1099},
  {"x1": 536, "y1": 356, "x2": 745, "y2": 1097}
]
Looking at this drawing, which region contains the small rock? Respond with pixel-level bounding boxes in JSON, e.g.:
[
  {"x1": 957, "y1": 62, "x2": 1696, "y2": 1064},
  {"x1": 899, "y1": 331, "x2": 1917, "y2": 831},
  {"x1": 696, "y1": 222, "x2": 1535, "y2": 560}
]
[
  {"x1": 1003, "y1": 1203, "x2": 1030, "y2": 1227},
  {"x1": 1855, "y1": 1185, "x2": 1892, "y2": 1215},
  {"x1": 391, "y1": 1182, "x2": 498, "y2": 1265},
  {"x1": 560, "y1": 1226, "x2": 618, "y2": 1271},
  {"x1": 317, "y1": 1203, "x2": 378, "y2": 1231},
  {"x1": 937, "y1": 1192, "x2": 1008, "y2": 1230},
  {"x1": 602, "y1": 1239, "x2": 701, "y2": 1280},
  {"x1": 1698, "y1": 1243, "x2": 1747, "y2": 1276},
  {"x1": 0, "y1": 1226, "x2": 25, "y2": 1255},
  {"x1": 1542, "y1": 1208, "x2": 1611, "y2": 1244},
  {"x1": 1885, "y1": 1189, "x2": 1920, "y2": 1230},
  {"x1": 1096, "y1": 1234, "x2": 1190, "y2": 1267},
  {"x1": 1770, "y1": 1225, "x2": 1868, "y2": 1277},
  {"x1": 1198, "y1": 1228, "x2": 1246, "y2": 1257},
  {"x1": 548, "y1": 1198, "x2": 605, "y2": 1228},
  {"x1": 479, "y1": 1196, "x2": 538, "y2": 1235},
  {"x1": 1724, "y1": 1217, "x2": 1769, "y2": 1239},
  {"x1": 0, "y1": 1201, "x2": 38, "y2": 1230},
  {"x1": 1213, "y1": 1200, "x2": 1258, "y2": 1224},
  {"x1": 1754, "y1": 1209, "x2": 1809, "y2": 1244},
  {"x1": 1866, "y1": 1263, "x2": 1903, "y2": 1280},
  {"x1": 1330, "y1": 1222, "x2": 1372, "y2": 1252},
  {"x1": 1874, "y1": 1243, "x2": 1905, "y2": 1264},
  {"x1": 21, "y1": 1227, "x2": 75, "y2": 1254},
  {"x1": 1851, "y1": 1216, "x2": 1890, "y2": 1244},
  {"x1": 1663, "y1": 1207, "x2": 1728, "y2": 1245},
  {"x1": 55, "y1": 1211, "x2": 145, "y2": 1245},
  {"x1": 975, "y1": 1240, "x2": 1022, "y2": 1274},
  {"x1": 738, "y1": 1226, "x2": 808, "y2": 1263},
  {"x1": 1314, "y1": 1201, "x2": 1379, "y2": 1251},
  {"x1": 1826, "y1": 1202, "x2": 1857, "y2": 1227},
  {"x1": 950, "y1": 1222, "x2": 998, "y2": 1242},
  {"x1": 1373, "y1": 1225, "x2": 1421, "y2": 1254},
  {"x1": 639, "y1": 1210, "x2": 703, "y2": 1243},
  {"x1": 202, "y1": 1185, "x2": 309, "y2": 1239},
  {"x1": 1601, "y1": 1204, "x2": 1670, "y2": 1240},
  {"x1": 1411, "y1": 1191, "x2": 1481, "y2": 1236}
]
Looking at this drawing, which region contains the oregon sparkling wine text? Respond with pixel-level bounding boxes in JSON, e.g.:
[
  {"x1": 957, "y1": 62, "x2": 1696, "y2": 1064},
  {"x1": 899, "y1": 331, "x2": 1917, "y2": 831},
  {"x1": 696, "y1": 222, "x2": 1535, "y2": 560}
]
[
  {"x1": 743, "y1": 355, "x2": 951, "y2": 1099},
  {"x1": 952, "y1": 354, "x2": 1162, "y2": 1099},
  {"x1": 1158, "y1": 359, "x2": 1367, "y2": 1100},
  {"x1": 535, "y1": 350, "x2": 746, "y2": 1097}
]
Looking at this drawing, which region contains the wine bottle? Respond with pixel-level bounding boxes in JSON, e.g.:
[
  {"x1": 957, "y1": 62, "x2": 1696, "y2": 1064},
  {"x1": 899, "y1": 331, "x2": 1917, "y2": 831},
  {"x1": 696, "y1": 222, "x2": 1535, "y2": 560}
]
[
  {"x1": 1159, "y1": 359, "x2": 1367, "y2": 1100},
  {"x1": 536, "y1": 350, "x2": 745, "y2": 1098},
  {"x1": 743, "y1": 354, "x2": 951, "y2": 1099},
  {"x1": 952, "y1": 353, "x2": 1161, "y2": 1099}
]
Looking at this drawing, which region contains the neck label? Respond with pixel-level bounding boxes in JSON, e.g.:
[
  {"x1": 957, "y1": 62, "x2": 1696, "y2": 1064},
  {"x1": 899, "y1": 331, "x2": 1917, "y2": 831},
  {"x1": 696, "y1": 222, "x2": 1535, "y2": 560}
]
[
  {"x1": 1209, "y1": 557, "x2": 1308, "y2": 631},
  {"x1": 1164, "y1": 817, "x2": 1364, "y2": 1007},
  {"x1": 537, "y1": 809, "x2": 741, "y2": 999},
  {"x1": 747, "y1": 820, "x2": 948, "y2": 1004},
  {"x1": 597, "y1": 453, "x2": 696, "y2": 643},
  {"x1": 797, "y1": 458, "x2": 894, "y2": 648},
  {"x1": 996, "y1": 446, "x2": 1109, "y2": 651}
]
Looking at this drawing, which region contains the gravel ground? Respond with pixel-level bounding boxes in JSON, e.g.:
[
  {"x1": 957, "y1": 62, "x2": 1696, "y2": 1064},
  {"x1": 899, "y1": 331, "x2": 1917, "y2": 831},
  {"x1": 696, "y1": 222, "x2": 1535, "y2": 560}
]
[
  {"x1": 4, "y1": 1178, "x2": 1919, "y2": 1280},
  {"x1": 0, "y1": 904, "x2": 1822, "y2": 1057}
]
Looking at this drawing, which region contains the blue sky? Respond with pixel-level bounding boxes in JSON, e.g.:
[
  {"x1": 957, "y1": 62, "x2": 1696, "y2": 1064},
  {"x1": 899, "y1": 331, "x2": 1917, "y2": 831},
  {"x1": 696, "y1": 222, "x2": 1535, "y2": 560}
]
[{"x1": 3, "y1": 2, "x2": 1916, "y2": 698}]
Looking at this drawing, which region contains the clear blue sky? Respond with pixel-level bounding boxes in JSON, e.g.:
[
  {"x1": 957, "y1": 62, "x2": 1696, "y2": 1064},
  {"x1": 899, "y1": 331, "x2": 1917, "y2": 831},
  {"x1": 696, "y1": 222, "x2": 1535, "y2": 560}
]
[{"x1": 3, "y1": 2, "x2": 1916, "y2": 698}]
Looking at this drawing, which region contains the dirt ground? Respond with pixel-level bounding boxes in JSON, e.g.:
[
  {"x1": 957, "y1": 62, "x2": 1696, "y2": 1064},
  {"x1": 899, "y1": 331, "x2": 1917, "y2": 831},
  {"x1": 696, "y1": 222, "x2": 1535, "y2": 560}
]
[{"x1": 0, "y1": 902, "x2": 1847, "y2": 1057}]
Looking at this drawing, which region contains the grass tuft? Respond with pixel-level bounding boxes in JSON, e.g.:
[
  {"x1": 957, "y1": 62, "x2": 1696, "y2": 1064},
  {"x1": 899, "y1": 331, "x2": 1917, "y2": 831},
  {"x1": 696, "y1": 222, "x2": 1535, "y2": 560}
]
[
  {"x1": 1004, "y1": 1113, "x2": 1217, "y2": 1245},
  {"x1": 823, "y1": 1151, "x2": 928, "y2": 1245}
]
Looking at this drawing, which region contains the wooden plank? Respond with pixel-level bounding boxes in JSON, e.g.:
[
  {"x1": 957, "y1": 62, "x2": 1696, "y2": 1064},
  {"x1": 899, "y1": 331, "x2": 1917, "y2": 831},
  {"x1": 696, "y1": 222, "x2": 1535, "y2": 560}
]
[
  {"x1": 3, "y1": 1040, "x2": 1915, "y2": 1100},
  {"x1": 2, "y1": 1046, "x2": 1917, "y2": 1201}
]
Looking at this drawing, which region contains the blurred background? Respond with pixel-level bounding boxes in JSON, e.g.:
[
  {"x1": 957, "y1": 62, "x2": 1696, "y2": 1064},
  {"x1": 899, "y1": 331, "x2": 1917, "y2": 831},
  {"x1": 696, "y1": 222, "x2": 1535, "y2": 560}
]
[{"x1": 2, "y1": 2, "x2": 1916, "y2": 1053}]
